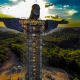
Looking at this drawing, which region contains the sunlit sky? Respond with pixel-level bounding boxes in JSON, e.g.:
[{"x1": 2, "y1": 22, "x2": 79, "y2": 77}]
[{"x1": 0, "y1": 0, "x2": 80, "y2": 27}]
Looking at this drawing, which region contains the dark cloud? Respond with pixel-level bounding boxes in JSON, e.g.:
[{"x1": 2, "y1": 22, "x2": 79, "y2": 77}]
[{"x1": 48, "y1": 0, "x2": 80, "y2": 6}]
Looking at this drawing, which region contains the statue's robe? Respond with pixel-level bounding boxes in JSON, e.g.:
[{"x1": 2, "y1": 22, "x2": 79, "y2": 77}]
[{"x1": 0, "y1": 18, "x2": 68, "y2": 32}]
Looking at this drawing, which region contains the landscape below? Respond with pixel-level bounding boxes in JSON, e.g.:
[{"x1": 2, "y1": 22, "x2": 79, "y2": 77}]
[{"x1": 0, "y1": 27, "x2": 80, "y2": 80}]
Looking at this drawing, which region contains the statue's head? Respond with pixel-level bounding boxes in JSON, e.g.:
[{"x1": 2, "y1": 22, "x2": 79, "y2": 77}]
[{"x1": 29, "y1": 4, "x2": 40, "y2": 20}]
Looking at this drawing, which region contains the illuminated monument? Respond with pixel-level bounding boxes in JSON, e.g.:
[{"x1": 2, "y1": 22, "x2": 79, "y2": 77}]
[
  {"x1": 0, "y1": 3, "x2": 68, "y2": 80},
  {"x1": 26, "y1": 21, "x2": 43, "y2": 80},
  {"x1": 24, "y1": 4, "x2": 43, "y2": 80}
]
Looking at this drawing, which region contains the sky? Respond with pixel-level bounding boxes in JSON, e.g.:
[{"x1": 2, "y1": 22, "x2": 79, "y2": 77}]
[{"x1": 0, "y1": 0, "x2": 80, "y2": 27}]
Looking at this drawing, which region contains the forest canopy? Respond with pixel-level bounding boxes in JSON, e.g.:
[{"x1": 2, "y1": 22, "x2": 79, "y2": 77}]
[{"x1": 0, "y1": 28, "x2": 80, "y2": 76}]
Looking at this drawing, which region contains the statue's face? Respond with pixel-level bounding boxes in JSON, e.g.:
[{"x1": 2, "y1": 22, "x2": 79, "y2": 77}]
[{"x1": 33, "y1": 6, "x2": 40, "y2": 15}]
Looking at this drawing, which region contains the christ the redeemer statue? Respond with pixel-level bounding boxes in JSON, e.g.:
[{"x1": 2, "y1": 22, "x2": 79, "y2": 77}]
[{"x1": 0, "y1": 3, "x2": 69, "y2": 80}]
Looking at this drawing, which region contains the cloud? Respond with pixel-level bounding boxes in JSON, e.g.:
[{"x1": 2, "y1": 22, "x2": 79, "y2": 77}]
[
  {"x1": 47, "y1": 8, "x2": 69, "y2": 18},
  {"x1": 0, "y1": 0, "x2": 48, "y2": 19},
  {"x1": 67, "y1": 10, "x2": 78, "y2": 16},
  {"x1": 45, "y1": 1, "x2": 80, "y2": 20},
  {"x1": 0, "y1": 0, "x2": 24, "y2": 6},
  {"x1": 48, "y1": 0, "x2": 80, "y2": 6},
  {"x1": 72, "y1": 13, "x2": 80, "y2": 20}
]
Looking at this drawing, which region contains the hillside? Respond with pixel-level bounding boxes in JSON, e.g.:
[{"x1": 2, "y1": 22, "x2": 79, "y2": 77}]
[
  {"x1": 0, "y1": 29, "x2": 70, "y2": 80},
  {"x1": 0, "y1": 28, "x2": 80, "y2": 80},
  {"x1": 0, "y1": 31, "x2": 26, "y2": 64},
  {"x1": 43, "y1": 27, "x2": 80, "y2": 80},
  {"x1": 0, "y1": 27, "x2": 21, "y2": 33}
]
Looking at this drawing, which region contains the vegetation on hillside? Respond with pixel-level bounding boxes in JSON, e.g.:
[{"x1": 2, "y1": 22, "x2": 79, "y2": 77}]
[
  {"x1": 0, "y1": 28, "x2": 80, "y2": 80},
  {"x1": 43, "y1": 28, "x2": 80, "y2": 80},
  {"x1": 0, "y1": 31, "x2": 26, "y2": 64}
]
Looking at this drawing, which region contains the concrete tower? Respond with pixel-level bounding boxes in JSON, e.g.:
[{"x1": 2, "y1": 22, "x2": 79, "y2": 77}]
[{"x1": 26, "y1": 22, "x2": 43, "y2": 80}]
